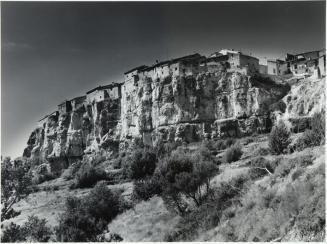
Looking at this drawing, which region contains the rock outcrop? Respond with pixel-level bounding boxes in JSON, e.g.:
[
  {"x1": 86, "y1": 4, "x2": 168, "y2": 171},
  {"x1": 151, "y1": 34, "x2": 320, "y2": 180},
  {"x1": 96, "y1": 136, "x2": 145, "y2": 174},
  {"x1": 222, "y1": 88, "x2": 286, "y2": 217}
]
[{"x1": 23, "y1": 55, "x2": 291, "y2": 173}]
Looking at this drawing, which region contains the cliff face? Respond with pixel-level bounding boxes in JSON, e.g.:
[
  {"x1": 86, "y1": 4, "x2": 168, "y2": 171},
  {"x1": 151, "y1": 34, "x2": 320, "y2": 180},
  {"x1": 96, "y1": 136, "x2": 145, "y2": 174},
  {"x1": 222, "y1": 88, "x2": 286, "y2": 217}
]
[{"x1": 23, "y1": 68, "x2": 289, "y2": 172}]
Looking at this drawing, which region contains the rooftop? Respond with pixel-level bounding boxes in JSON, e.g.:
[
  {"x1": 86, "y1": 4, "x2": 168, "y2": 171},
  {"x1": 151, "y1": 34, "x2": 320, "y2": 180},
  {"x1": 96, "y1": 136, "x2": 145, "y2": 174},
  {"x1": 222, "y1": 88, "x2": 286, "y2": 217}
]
[
  {"x1": 143, "y1": 53, "x2": 203, "y2": 71},
  {"x1": 124, "y1": 65, "x2": 148, "y2": 75},
  {"x1": 86, "y1": 83, "x2": 122, "y2": 94}
]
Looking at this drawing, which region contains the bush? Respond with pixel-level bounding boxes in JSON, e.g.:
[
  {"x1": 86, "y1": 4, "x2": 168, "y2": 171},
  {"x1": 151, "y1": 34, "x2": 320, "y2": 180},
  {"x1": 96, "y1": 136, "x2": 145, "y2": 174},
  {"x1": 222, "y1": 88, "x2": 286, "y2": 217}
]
[
  {"x1": 248, "y1": 157, "x2": 273, "y2": 180},
  {"x1": 73, "y1": 163, "x2": 108, "y2": 188},
  {"x1": 1, "y1": 216, "x2": 52, "y2": 242},
  {"x1": 274, "y1": 155, "x2": 313, "y2": 178},
  {"x1": 158, "y1": 150, "x2": 217, "y2": 212},
  {"x1": 132, "y1": 175, "x2": 162, "y2": 201},
  {"x1": 32, "y1": 164, "x2": 55, "y2": 184},
  {"x1": 56, "y1": 182, "x2": 124, "y2": 242},
  {"x1": 165, "y1": 174, "x2": 246, "y2": 241},
  {"x1": 154, "y1": 141, "x2": 180, "y2": 159},
  {"x1": 1, "y1": 223, "x2": 25, "y2": 242},
  {"x1": 1, "y1": 158, "x2": 33, "y2": 221},
  {"x1": 311, "y1": 110, "x2": 325, "y2": 144},
  {"x1": 130, "y1": 148, "x2": 157, "y2": 181},
  {"x1": 294, "y1": 130, "x2": 315, "y2": 151},
  {"x1": 22, "y1": 215, "x2": 52, "y2": 242},
  {"x1": 269, "y1": 120, "x2": 291, "y2": 155},
  {"x1": 224, "y1": 143, "x2": 243, "y2": 163},
  {"x1": 214, "y1": 138, "x2": 236, "y2": 151},
  {"x1": 294, "y1": 111, "x2": 325, "y2": 151},
  {"x1": 253, "y1": 147, "x2": 270, "y2": 157}
]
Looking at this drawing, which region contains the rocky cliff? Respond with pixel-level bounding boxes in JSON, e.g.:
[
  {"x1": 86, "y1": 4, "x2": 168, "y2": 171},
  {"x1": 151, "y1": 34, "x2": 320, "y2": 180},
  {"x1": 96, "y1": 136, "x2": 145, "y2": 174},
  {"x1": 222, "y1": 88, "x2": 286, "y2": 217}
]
[{"x1": 23, "y1": 66, "x2": 290, "y2": 173}]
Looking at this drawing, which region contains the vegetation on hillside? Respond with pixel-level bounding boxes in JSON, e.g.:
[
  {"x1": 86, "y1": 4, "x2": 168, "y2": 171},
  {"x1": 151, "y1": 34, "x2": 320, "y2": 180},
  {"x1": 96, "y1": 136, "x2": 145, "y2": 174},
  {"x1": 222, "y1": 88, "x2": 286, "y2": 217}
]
[{"x1": 1, "y1": 110, "x2": 325, "y2": 242}]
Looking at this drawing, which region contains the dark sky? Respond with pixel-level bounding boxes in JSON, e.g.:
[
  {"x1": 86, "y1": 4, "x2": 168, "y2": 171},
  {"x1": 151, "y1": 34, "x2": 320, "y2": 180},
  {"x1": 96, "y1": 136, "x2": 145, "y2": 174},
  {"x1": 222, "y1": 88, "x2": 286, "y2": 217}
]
[{"x1": 1, "y1": 1, "x2": 325, "y2": 158}]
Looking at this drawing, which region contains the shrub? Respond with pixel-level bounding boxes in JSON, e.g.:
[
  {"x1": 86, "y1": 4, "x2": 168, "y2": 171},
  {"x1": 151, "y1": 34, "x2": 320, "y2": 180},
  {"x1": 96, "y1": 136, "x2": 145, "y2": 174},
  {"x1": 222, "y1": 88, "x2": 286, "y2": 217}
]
[
  {"x1": 294, "y1": 111, "x2": 325, "y2": 151},
  {"x1": 274, "y1": 155, "x2": 312, "y2": 178},
  {"x1": 73, "y1": 163, "x2": 107, "y2": 188},
  {"x1": 32, "y1": 164, "x2": 55, "y2": 184},
  {"x1": 130, "y1": 148, "x2": 157, "y2": 181},
  {"x1": 1, "y1": 216, "x2": 52, "y2": 242},
  {"x1": 253, "y1": 147, "x2": 270, "y2": 157},
  {"x1": 1, "y1": 158, "x2": 32, "y2": 221},
  {"x1": 224, "y1": 143, "x2": 243, "y2": 163},
  {"x1": 56, "y1": 182, "x2": 124, "y2": 242},
  {"x1": 311, "y1": 110, "x2": 325, "y2": 144},
  {"x1": 294, "y1": 130, "x2": 317, "y2": 151},
  {"x1": 269, "y1": 120, "x2": 291, "y2": 155},
  {"x1": 158, "y1": 150, "x2": 217, "y2": 212},
  {"x1": 22, "y1": 215, "x2": 52, "y2": 242},
  {"x1": 154, "y1": 141, "x2": 180, "y2": 159},
  {"x1": 214, "y1": 138, "x2": 236, "y2": 151},
  {"x1": 1, "y1": 222, "x2": 25, "y2": 242},
  {"x1": 84, "y1": 182, "x2": 121, "y2": 222},
  {"x1": 165, "y1": 174, "x2": 246, "y2": 241},
  {"x1": 248, "y1": 157, "x2": 273, "y2": 180},
  {"x1": 132, "y1": 175, "x2": 162, "y2": 201}
]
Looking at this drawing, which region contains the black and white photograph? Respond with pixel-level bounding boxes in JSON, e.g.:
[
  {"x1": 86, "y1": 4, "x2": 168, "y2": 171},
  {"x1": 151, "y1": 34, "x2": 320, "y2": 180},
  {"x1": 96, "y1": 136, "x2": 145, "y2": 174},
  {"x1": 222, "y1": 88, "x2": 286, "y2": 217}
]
[{"x1": 1, "y1": 0, "x2": 326, "y2": 242}]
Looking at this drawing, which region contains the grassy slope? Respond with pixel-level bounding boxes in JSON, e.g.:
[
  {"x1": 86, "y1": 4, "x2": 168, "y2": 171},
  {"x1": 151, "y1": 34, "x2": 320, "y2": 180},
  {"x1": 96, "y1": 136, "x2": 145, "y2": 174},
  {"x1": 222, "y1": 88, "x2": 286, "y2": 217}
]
[
  {"x1": 2, "y1": 177, "x2": 133, "y2": 229},
  {"x1": 3, "y1": 133, "x2": 324, "y2": 242},
  {"x1": 107, "y1": 196, "x2": 180, "y2": 241}
]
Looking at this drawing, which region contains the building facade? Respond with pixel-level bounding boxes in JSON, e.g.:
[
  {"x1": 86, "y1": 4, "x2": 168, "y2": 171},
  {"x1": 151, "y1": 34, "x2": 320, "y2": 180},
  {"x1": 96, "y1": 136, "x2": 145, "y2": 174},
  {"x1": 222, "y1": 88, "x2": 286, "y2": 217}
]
[{"x1": 267, "y1": 59, "x2": 288, "y2": 75}]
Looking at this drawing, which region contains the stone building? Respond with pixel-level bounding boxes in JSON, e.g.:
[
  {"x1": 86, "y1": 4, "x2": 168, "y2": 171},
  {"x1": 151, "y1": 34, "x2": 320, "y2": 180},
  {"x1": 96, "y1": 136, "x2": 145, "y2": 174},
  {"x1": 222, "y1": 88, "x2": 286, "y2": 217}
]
[
  {"x1": 259, "y1": 64, "x2": 268, "y2": 74},
  {"x1": 58, "y1": 100, "x2": 72, "y2": 114},
  {"x1": 70, "y1": 95, "x2": 86, "y2": 110},
  {"x1": 267, "y1": 59, "x2": 288, "y2": 75},
  {"x1": 140, "y1": 53, "x2": 205, "y2": 81},
  {"x1": 209, "y1": 49, "x2": 259, "y2": 74},
  {"x1": 86, "y1": 83, "x2": 122, "y2": 103},
  {"x1": 285, "y1": 50, "x2": 320, "y2": 76}
]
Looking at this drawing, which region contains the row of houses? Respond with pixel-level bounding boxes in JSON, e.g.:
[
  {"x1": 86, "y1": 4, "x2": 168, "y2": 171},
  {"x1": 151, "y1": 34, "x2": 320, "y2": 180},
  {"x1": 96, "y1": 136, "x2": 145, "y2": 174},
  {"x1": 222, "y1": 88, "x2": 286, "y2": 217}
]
[
  {"x1": 38, "y1": 83, "x2": 123, "y2": 126},
  {"x1": 265, "y1": 50, "x2": 326, "y2": 77},
  {"x1": 123, "y1": 49, "x2": 262, "y2": 89},
  {"x1": 38, "y1": 48, "x2": 326, "y2": 124}
]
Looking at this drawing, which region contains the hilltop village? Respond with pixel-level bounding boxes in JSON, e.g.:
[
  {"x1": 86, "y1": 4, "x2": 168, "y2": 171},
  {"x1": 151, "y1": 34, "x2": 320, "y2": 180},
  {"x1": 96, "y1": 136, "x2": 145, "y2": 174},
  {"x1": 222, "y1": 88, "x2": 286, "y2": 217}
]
[{"x1": 39, "y1": 48, "x2": 326, "y2": 126}]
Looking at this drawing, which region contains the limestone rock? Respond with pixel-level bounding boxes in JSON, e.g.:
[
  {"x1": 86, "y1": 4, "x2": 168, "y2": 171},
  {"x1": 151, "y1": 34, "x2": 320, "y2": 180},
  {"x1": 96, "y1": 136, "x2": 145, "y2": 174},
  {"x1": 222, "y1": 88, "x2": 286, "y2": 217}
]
[{"x1": 23, "y1": 69, "x2": 290, "y2": 171}]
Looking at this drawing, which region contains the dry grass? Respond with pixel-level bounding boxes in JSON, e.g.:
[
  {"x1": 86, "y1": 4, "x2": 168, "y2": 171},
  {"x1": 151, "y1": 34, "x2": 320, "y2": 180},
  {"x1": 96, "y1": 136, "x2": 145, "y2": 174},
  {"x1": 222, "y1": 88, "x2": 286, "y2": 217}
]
[{"x1": 107, "y1": 196, "x2": 180, "y2": 241}]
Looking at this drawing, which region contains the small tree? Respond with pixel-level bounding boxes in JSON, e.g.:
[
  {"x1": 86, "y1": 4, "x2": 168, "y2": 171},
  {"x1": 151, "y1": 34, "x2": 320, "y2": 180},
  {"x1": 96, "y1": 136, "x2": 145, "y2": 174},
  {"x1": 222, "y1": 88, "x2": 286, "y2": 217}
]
[
  {"x1": 269, "y1": 120, "x2": 291, "y2": 155},
  {"x1": 1, "y1": 216, "x2": 52, "y2": 242},
  {"x1": 158, "y1": 150, "x2": 217, "y2": 213},
  {"x1": 224, "y1": 143, "x2": 243, "y2": 163},
  {"x1": 1, "y1": 157, "x2": 32, "y2": 221},
  {"x1": 56, "y1": 182, "x2": 124, "y2": 242},
  {"x1": 130, "y1": 148, "x2": 157, "y2": 181},
  {"x1": 1, "y1": 223, "x2": 25, "y2": 242},
  {"x1": 22, "y1": 215, "x2": 52, "y2": 242}
]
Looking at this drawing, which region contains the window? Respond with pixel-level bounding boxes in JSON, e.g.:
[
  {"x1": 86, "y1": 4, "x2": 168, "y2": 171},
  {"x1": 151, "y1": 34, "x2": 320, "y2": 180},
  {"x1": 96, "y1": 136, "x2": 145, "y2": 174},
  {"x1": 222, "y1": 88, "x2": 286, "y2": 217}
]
[
  {"x1": 175, "y1": 67, "x2": 178, "y2": 71},
  {"x1": 273, "y1": 68, "x2": 276, "y2": 74}
]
